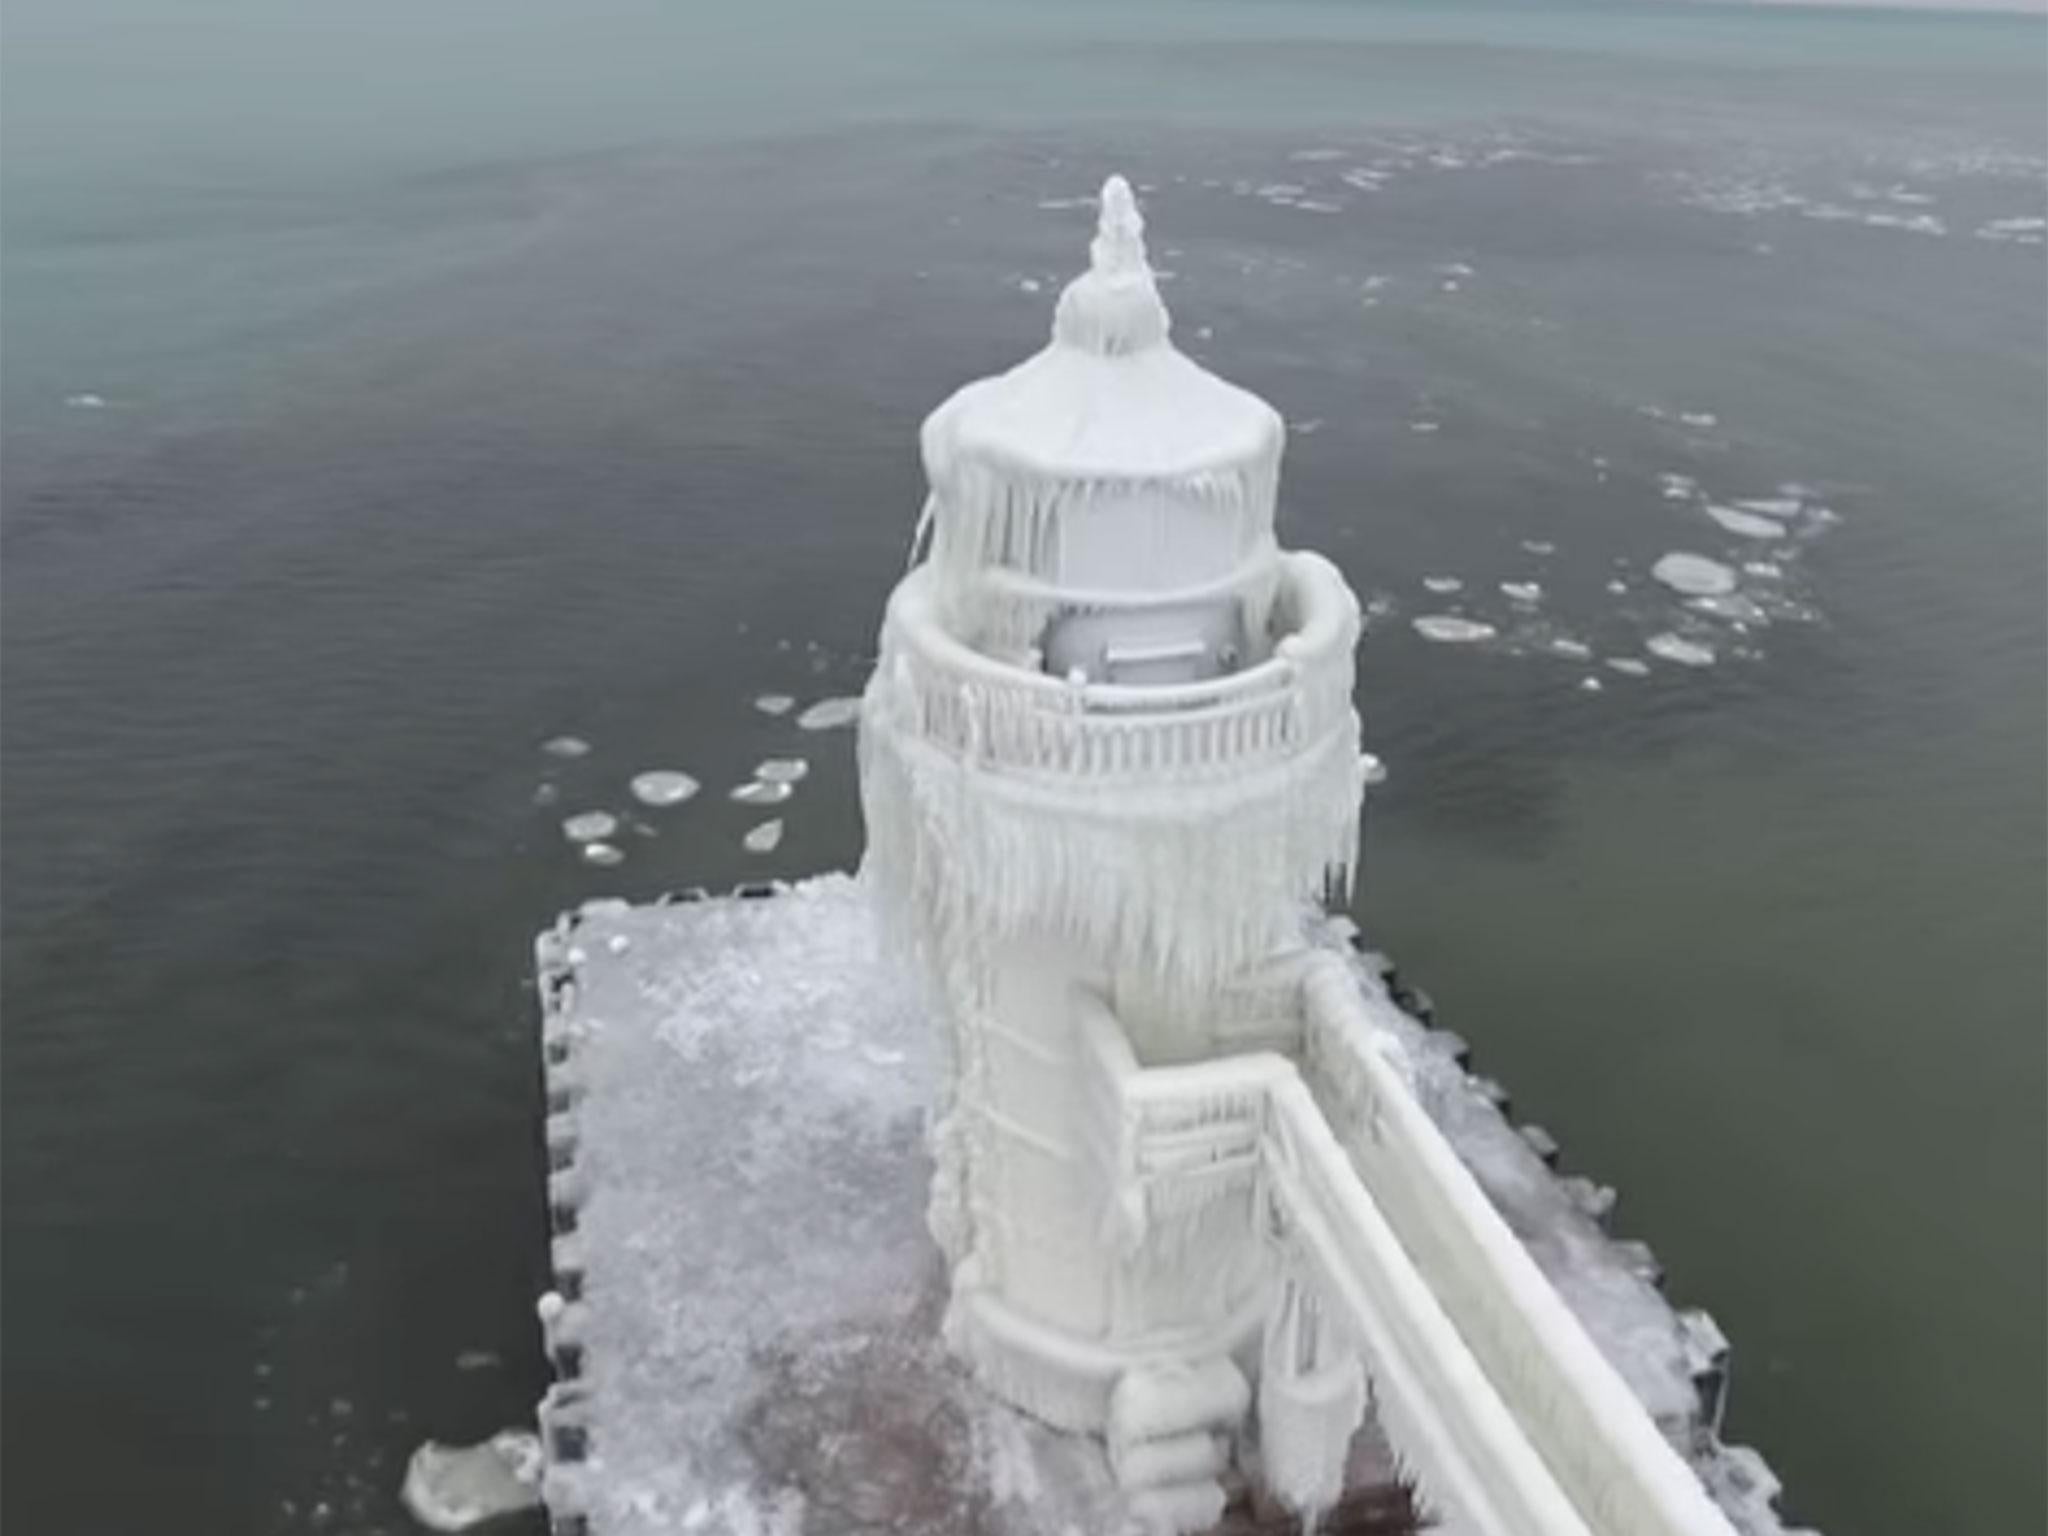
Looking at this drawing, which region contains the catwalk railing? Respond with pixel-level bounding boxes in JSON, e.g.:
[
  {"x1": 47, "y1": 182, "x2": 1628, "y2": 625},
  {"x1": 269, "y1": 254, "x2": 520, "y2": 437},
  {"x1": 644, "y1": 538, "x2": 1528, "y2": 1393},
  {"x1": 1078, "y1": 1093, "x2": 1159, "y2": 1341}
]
[{"x1": 1078, "y1": 974, "x2": 1740, "y2": 1536}]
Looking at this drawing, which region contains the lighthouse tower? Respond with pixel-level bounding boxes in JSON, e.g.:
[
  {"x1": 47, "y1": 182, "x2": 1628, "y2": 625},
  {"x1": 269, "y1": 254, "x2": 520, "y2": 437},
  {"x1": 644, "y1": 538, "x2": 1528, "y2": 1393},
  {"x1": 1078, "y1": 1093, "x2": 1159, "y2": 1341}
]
[{"x1": 859, "y1": 178, "x2": 1367, "y2": 1482}]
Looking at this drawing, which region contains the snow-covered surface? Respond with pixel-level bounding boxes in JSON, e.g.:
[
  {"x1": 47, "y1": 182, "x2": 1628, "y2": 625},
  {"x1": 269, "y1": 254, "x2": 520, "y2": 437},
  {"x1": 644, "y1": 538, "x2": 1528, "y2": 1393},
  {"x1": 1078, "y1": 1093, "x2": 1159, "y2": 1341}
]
[
  {"x1": 534, "y1": 879, "x2": 1802, "y2": 1536},
  {"x1": 533, "y1": 878, "x2": 1128, "y2": 1536}
]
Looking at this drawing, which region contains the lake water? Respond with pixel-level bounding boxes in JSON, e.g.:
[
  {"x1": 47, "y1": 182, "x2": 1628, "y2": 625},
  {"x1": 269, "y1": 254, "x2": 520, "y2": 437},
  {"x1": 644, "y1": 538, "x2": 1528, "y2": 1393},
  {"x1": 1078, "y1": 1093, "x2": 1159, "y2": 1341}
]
[{"x1": 3, "y1": 2, "x2": 2043, "y2": 1533}]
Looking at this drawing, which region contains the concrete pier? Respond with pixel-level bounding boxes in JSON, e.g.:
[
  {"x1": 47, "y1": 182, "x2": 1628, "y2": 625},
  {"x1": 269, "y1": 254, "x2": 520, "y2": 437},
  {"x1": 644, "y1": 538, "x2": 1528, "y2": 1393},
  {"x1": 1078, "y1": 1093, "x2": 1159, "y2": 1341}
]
[{"x1": 531, "y1": 877, "x2": 1804, "y2": 1536}]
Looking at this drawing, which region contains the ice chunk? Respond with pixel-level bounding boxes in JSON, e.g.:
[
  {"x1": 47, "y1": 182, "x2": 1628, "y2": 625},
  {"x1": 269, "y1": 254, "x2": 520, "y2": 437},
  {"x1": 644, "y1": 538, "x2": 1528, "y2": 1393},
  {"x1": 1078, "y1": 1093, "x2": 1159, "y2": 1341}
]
[
  {"x1": 1499, "y1": 581, "x2": 1543, "y2": 605},
  {"x1": 542, "y1": 736, "x2": 592, "y2": 760},
  {"x1": 755, "y1": 758, "x2": 810, "y2": 785},
  {"x1": 582, "y1": 842, "x2": 625, "y2": 867},
  {"x1": 1421, "y1": 576, "x2": 1464, "y2": 594},
  {"x1": 1549, "y1": 638, "x2": 1593, "y2": 661},
  {"x1": 1579, "y1": 676, "x2": 1604, "y2": 692},
  {"x1": 1690, "y1": 593, "x2": 1769, "y2": 625},
  {"x1": 1651, "y1": 552, "x2": 1738, "y2": 597},
  {"x1": 1678, "y1": 410, "x2": 1718, "y2": 428},
  {"x1": 1647, "y1": 633, "x2": 1717, "y2": 668},
  {"x1": 795, "y1": 697, "x2": 862, "y2": 731},
  {"x1": 1658, "y1": 473, "x2": 1699, "y2": 502},
  {"x1": 743, "y1": 819, "x2": 785, "y2": 854},
  {"x1": 753, "y1": 694, "x2": 796, "y2": 716},
  {"x1": 401, "y1": 1431, "x2": 542, "y2": 1531},
  {"x1": 1605, "y1": 657, "x2": 1651, "y2": 676},
  {"x1": 629, "y1": 771, "x2": 701, "y2": 808},
  {"x1": 1605, "y1": 579, "x2": 1629, "y2": 595},
  {"x1": 1409, "y1": 420, "x2": 1440, "y2": 434},
  {"x1": 1521, "y1": 540, "x2": 1557, "y2": 556},
  {"x1": 562, "y1": 811, "x2": 618, "y2": 844},
  {"x1": 1412, "y1": 615, "x2": 1496, "y2": 644},
  {"x1": 65, "y1": 392, "x2": 109, "y2": 410},
  {"x1": 731, "y1": 779, "x2": 793, "y2": 806},
  {"x1": 1704, "y1": 504, "x2": 1786, "y2": 540},
  {"x1": 1733, "y1": 497, "x2": 1800, "y2": 519},
  {"x1": 1743, "y1": 561, "x2": 1784, "y2": 580}
]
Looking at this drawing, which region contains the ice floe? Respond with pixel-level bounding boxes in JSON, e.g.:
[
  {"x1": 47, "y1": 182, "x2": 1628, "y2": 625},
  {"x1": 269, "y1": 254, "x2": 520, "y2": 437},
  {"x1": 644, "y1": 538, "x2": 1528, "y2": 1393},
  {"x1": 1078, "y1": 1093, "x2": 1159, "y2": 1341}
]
[
  {"x1": 1732, "y1": 496, "x2": 1801, "y2": 519},
  {"x1": 542, "y1": 736, "x2": 592, "y2": 760},
  {"x1": 754, "y1": 758, "x2": 809, "y2": 785},
  {"x1": 753, "y1": 694, "x2": 795, "y2": 716},
  {"x1": 1743, "y1": 561, "x2": 1784, "y2": 580},
  {"x1": 64, "y1": 392, "x2": 109, "y2": 410},
  {"x1": 1412, "y1": 615, "x2": 1497, "y2": 644},
  {"x1": 402, "y1": 1432, "x2": 543, "y2": 1532},
  {"x1": 795, "y1": 697, "x2": 862, "y2": 731},
  {"x1": 1658, "y1": 473, "x2": 1699, "y2": 502},
  {"x1": 1409, "y1": 420, "x2": 1441, "y2": 434},
  {"x1": 1704, "y1": 504, "x2": 1788, "y2": 540},
  {"x1": 1647, "y1": 633, "x2": 1717, "y2": 668},
  {"x1": 1421, "y1": 576, "x2": 1464, "y2": 595},
  {"x1": 1651, "y1": 552, "x2": 1738, "y2": 597},
  {"x1": 582, "y1": 842, "x2": 625, "y2": 868},
  {"x1": 731, "y1": 780, "x2": 793, "y2": 807},
  {"x1": 562, "y1": 811, "x2": 618, "y2": 844},
  {"x1": 1579, "y1": 677, "x2": 1604, "y2": 692},
  {"x1": 1499, "y1": 581, "x2": 1543, "y2": 605},
  {"x1": 1549, "y1": 638, "x2": 1593, "y2": 661},
  {"x1": 1689, "y1": 593, "x2": 1769, "y2": 626},
  {"x1": 629, "y1": 771, "x2": 701, "y2": 808},
  {"x1": 1521, "y1": 540, "x2": 1557, "y2": 556},
  {"x1": 742, "y1": 819, "x2": 785, "y2": 854},
  {"x1": 1605, "y1": 657, "x2": 1651, "y2": 677}
]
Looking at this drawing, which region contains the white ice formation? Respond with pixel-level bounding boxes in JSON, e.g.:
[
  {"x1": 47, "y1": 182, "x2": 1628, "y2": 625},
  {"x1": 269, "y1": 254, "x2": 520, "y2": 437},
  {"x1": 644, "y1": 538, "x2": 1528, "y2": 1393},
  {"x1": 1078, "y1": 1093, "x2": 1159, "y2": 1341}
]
[
  {"x1": 628, "y1": 771, "x2": 700, "y2": 808},
  {"x1": 402, "y1": 1432, "x2": 543, "y2": 1531},
  {"x1": 754, "y1": 758, "x2": 810, "y2": 785},
  {"x1": 753, "y1": 693, "x2": 796, "y2": 716},
  {"x1": 1650, "y1": 553, "x2": 1738, "y2": 598},
  {"x1": 795, "y1": 696, "x2": 862, "y2": 731},
  {"x1": 1647, "y1": 633, "x2": 1718, "y2": 668},
  {"x1": 1703, "y1": 505, "x2": 1786, "y2": 541},
  {"x1": 742, "y1": 818, "x2": 784, "y2": 853},
  {"x1": 853, "y1": 178, "x2": 1742, "y2": 1536},
  {"x1": 1413, "y1": 614, "x2": 1498, "y2": 644},
  {"x1": 730, "y1": 780, "x2": 793, "y2": 807},
  {"x1": 562, "y1": 812, "x2": 619, "y2": 844}
]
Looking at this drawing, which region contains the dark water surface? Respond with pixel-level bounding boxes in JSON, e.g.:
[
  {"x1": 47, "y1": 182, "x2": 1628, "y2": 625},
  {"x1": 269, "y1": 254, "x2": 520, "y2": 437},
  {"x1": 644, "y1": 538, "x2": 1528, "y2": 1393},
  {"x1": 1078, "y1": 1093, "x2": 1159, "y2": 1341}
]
[{"x1": 4, "y1": 4, "x2": 2044, "y2": 1534}]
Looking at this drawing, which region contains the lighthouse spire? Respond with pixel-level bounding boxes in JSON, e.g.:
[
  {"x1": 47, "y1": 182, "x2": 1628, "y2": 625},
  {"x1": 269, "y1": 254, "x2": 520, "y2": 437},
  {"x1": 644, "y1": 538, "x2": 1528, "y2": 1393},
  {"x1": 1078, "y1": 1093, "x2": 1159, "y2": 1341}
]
[{"x1": 1053, "y1": 174, "x2": 1171, "y2": 356}]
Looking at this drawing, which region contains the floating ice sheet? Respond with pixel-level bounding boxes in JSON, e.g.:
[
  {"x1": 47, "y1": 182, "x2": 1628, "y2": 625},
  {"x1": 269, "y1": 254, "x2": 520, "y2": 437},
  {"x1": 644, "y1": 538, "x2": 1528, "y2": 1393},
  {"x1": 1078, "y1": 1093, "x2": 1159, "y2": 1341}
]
[
  {"x1": 563, "y1": 812, "x2": 619, "y2": 844},
  {"x1": 1605, "y1": 657, "x2": 1652, "y2": 677},
  {"x1": 731, "y1": 780, "x2": 793, "y2": 807},
  {"x1": 1421, "y1": 576, "x2": 1464, "y2": 595},
  {"x1": 543, "y1": 736, "x2": 593, "y2": 760},
  {"x1": 582, "y1": 842, "x2": 625, "y2": 868},
  {"x1": 743, "y1": 819, "x2": 785, "y2": 853},
  {"x1": 1703, "y1": 505, "x2": 1786, "y2": 540},
  {"x1": 754, "y1": 694, "x2": 796, "y2": 717},
  {"x1": 402, "y1": 1432, "x2": 543, "y2": 1531},
  {"x1": 795, "y1": 697, "x2": 862, "y2": 731},
  {"x1": 1651, "y1": 553, "x2": 1738, "y2": 597},
  {"x1": 629, "y1": 771, "x2": 701, "y2": 808},
  {"x1": 755, "y1": 758, "x2": 810, "y2": 785},
  {"x1": 1647, "y1": 633, "x2": 1718, "y2": 668},
  {"x1": 1412, "y1": 615, "x2": 1496, "y2": 644},
  {"x1": 1500, "y1": 581, "x2": 1543, "y2": 605}
]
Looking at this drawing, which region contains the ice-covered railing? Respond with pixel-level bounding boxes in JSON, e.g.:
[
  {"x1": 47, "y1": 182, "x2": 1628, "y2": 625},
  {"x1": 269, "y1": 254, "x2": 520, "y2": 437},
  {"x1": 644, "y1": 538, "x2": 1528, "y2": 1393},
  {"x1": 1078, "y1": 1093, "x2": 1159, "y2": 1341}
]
[
  {"x1": 1297, "y1": 953, "x2": 1740, "y2": 1536},
  {"x1": 1068, "y1": 970, "x2": 1746, "y2": 1536},
  {"x1": 872, "y1": 551, "x2": 1357, "y2": 780},
  {"x1": 1075, "y1": 988, "x2": 1593, "y2": 1535}
]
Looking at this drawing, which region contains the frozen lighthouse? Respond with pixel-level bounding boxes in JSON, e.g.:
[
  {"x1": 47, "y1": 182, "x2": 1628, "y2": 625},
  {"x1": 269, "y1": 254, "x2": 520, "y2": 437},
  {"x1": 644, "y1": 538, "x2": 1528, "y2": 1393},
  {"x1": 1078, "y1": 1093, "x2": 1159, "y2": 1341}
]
[
  {"x1": 529, "y1": 176, "x2": 1797, "y2": 1536},
  {"x1": 860, "y1": 176, "x2": 1370, "y2": 1524}
]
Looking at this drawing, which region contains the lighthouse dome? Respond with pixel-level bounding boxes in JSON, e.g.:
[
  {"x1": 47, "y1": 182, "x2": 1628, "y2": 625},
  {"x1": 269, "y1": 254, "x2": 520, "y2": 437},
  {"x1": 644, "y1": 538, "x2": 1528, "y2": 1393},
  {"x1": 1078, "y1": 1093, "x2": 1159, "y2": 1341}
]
[{"x1": 919, "y1": 178, "x2": 1285, "y2": 604}]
